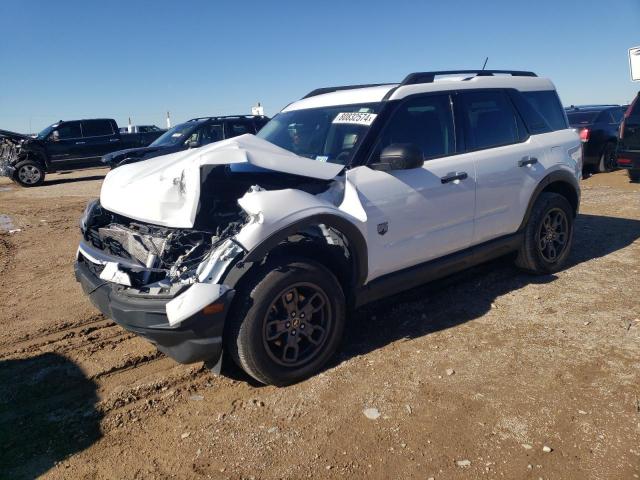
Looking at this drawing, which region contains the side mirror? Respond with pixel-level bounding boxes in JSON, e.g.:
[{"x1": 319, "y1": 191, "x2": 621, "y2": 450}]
[
  {"x1": 370, "y1": 143, "x2": 424, "y2": 171},
  {"x1": 51, "y1": 130, "x2": 60, "y2": 142},
  {"x1": 187, "y1": 140, "x2": 200, "y2": 149}
]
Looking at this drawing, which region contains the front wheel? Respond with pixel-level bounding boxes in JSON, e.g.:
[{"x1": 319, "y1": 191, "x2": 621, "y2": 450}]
[
  {"x1": 515, "y1": 192, "x2": 574, "y2": 274},
  {"x1": 13, "y1": 160, "x2": 45, "y2": 187},
  {"x1": 225, "y1": 259, "x2": 346, "y2": 386}
]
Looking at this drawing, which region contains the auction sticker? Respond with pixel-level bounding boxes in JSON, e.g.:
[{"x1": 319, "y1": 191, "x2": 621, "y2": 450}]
[{"x1": 332, "y1": 112, "x2": 377, "y2": 126}]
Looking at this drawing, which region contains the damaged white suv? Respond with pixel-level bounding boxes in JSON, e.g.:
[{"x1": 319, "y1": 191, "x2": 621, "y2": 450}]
[{"x1": 76, "y1": 70, "x2": 581, "y2": 386}]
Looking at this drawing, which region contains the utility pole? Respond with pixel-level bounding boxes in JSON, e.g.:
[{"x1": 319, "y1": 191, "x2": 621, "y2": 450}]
[{"x1": 166, "y1": 111, "x2": 172, "y2": 128}]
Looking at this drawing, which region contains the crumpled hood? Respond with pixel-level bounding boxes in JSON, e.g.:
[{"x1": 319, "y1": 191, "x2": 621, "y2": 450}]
[
  {"x1": 0, "y1": 129, "x2": 30, "y2": 142},
  {"x1": 100, "y1": 134, "x2": 344, "y2": 228}
]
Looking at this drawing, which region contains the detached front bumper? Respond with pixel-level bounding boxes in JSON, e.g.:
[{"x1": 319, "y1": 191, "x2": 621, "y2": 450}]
[{"x1": 74, "y1": 256, "x2": 234, "y2": 364}]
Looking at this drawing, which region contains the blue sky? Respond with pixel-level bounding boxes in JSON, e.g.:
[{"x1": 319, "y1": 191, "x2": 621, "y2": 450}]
[{"x1": 1, "y1": 0, "x2": 638, "y2": 133}]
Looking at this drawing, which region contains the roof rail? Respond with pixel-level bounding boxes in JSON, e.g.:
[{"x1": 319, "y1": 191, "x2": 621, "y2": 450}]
[
  {"x1": 186, "y1": 115, "x2": 268, "y2": 122},
  {"x1": 302, "y1": 83, "x2": 393, "y2": 100},
  {"x1": 399, "y1": 70, "x2": 537, "y2": 86}
]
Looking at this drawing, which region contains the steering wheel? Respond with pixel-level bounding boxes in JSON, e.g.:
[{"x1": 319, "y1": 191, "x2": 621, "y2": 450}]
[{"x1": 335, "y1": 150, "x2": 351, "y2": 163}]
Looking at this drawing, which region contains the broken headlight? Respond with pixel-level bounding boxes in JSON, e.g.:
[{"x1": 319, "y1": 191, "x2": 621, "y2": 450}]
[{"x1": 79, "y1": 199, "x2": 100, "y2": 233}]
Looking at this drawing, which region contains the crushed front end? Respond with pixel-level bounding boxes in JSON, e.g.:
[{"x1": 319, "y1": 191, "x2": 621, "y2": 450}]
[
  {"x1": 75, "y1": 199, "x2": 244, "y2": 364},
  {"x1": 0, "y1": 132, "x2": 22, "y2": 177}
]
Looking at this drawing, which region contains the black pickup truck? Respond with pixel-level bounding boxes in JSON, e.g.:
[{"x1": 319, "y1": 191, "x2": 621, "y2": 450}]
[
  {"x1": 0, "y1": 119, "x2": 164, "y2": 186},
  {"x1": 102, "y1": 115, "x2": 269, "y2": 169}
]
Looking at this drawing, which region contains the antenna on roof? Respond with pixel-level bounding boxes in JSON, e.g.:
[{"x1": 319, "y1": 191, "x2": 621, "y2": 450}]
[{"x1": 481, "y1": 57, "x2": 489, "y2": 70}]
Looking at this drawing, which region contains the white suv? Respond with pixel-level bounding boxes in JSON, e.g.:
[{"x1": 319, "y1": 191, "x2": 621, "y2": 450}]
[{"x1": 76, "y1": 70, "x2": 582, "y2": 386}]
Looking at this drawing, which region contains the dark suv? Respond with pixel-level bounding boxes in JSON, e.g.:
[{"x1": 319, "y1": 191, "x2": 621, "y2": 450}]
[
  {"x1": 102, "y1": 115, "x2": 269, "y2": 168},
  {"x1": 565, "y1": 105, "x2": 627, "y2": 174},
  {"x1": 617, "y1": 92, "x2": 640, "y2": 182}
]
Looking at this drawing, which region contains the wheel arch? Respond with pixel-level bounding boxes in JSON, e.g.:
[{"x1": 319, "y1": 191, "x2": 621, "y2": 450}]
[
  {"x1": 519, "y1": 170, "x2": 580, "y2": 231},
  {"x1": 222, "y1": 214, "x2": 368, "y2": 305}
]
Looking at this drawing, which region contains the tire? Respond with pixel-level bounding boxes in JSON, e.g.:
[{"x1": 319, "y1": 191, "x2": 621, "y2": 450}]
[
  {"x1": 596, "y1": 143, "x2": 617, "y2": 173},
  {"x1": 13, "y1": 160, "x2": 45, "y2": 187},
  {"x1": 225, "y1": 258, "x2": 346, "y2": 386},
  {"x1": 515, "y1": 192, "x2": 574, "y2": 274},
  {"x1": 628, "y1": 170, "x2": 640, "y2": 183}
]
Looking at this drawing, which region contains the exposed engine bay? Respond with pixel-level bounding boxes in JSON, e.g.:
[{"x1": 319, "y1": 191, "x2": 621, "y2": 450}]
[
  {"x1": 0, "y1": 130, "x2": 24, "y2": 176},
  {"x1": 79, "y1": 164, "x2": 338, "y2": 293}
]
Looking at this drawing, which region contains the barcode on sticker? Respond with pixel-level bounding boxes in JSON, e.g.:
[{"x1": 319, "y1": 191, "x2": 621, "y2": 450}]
[{"x1": 332, "y1": 112, "x2": 377, "y2": 126}]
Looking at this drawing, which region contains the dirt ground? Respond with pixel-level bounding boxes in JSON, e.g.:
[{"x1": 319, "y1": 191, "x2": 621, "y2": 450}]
[{"x1": 0, "y1": 167, "x2": 638, "y2": 480}]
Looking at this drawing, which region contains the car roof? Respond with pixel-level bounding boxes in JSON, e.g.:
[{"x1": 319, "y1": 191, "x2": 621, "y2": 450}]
[{"x1": 284, "y1": 70, "x2": 555, "y2": 112}]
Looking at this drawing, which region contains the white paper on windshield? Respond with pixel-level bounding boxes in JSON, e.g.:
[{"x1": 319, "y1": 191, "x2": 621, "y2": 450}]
[{"x1": 332, "y1": 112, "x2": 377, "y2": 126}]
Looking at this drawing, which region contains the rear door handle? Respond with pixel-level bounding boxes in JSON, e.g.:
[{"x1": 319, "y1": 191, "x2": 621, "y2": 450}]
[
  {"x1": 518, "y1": 156, "x2": 538, "y2": 167},
  {"x1": 110, "y1": 138, "x2": 120, "y2": 142},
  {"x1": 440, "y1": 171, "x2": 468, "y2": 184},
  {"x1": 75, "y1": 141, "x2": 86, "y2": 145}
]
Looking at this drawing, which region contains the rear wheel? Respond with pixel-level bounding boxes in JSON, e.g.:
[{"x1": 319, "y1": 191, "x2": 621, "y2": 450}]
[
  {"x1": 13, "y1": 160, "x2": 45, "y2": 187},
  {"x1": 597, "y1": 143, "x2": 617, "y2": 173},
  {"x1": 225, "y1": 258, "x2": 346, "y2": 386},
  {"x1": 515, "y1": 192, "x2": 574, "y2": 274},
  {"x1": 629, "y1": 170, "x2": 640, "y2": 183}
]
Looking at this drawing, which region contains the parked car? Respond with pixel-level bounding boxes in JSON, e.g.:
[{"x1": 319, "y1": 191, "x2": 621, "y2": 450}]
[
  {"x1": 102, "y1": 115, "x2": 270, "y2": 169},
  {"x1": 565, "y1": 105, "x2": 627, "y2": 173},
  {"x1": 75, "y1": 69, "x2": 581, "y2": 386},
  {"x1": 0, "y1": 119, "x2": 164, "y2": 187},
  {"x1": 616, "y1": 92, "x2": 640, "y2": 182},
  {"x1": 118, "y1": 125, "x2": 165, "y2": 134}
]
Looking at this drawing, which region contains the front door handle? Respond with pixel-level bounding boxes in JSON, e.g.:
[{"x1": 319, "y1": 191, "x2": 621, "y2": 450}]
[
  {"x1": 110, "y1": 138, "x2": 120, "y2": 142},
  {"x1": 440, "y1": 171, "x2": 468, "y2": 184},
  {"x1": 75, "y1": 141, "x2": 86, "y2": 145},
  {"x1": 518, "y1": 156, "x2": 538, "y2": 167}
]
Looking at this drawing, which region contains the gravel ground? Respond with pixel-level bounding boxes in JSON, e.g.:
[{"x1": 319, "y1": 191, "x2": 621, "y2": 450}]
[{"x1": 0, "y1": 167, "x2": 638, "y2": 480}]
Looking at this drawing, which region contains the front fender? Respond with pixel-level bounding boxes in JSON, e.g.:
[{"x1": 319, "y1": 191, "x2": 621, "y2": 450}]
[{"x1": 231, "y1": 185, "x2": 369, "y2": 287}]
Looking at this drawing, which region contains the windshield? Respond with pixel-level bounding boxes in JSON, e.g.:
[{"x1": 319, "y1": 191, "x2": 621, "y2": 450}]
[
  {"x1": 36, "y1": 124, "x2": 58, "y2": 140},
  {"x1": 150, "y1": 122, "x2": 196, "y2": 147},
  {"x1": 257, "y1": 103, "x2": 382, "y2": 165}
]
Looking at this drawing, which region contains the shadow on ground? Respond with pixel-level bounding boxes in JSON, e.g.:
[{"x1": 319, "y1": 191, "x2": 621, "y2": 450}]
[
  {"x1": 222, "y1": 213, "x2": 640, "y2": 384},
  {"x1": 44, "y1": 174, "x2": 105, "y2": 186},
  {"x1": 341, "y1": 213, "x2": 640, "y2": 361},
  {"x1": 0, "y1": 352, "x2": 102, "y2": 479}
]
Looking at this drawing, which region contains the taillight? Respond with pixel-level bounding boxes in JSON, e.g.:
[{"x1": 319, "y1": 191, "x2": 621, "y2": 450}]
[
  {"x1": 579, "y1": 128, "x2": 590, "y2": 143},
  {"x1": 618, "y1": 158, "x2": 632, "y2": 165}
]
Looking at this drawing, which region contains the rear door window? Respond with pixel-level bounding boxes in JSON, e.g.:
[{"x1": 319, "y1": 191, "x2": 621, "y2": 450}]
[
  {"x1": 198, "y1": 124, "x2": 223, "y2": 145},
  {"x1": 521, "y1": 91, "x2": 567, "y2": 131},
  {"x1": 56, "y1": 122, "x2": 82, "y2": 139},
  {"x1": 82, "y1": 120, "x2": 114, "y2": 137},
  {"x1": 458, "y1": 91, "x2": 526, "y2": 150},
  {"x1": 226, "y1": 121, "x2": 252, "y2": 138}
]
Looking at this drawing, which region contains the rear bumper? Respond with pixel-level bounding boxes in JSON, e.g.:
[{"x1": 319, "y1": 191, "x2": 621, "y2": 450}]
[
  {"x1": 74, "y1": 257, "x2": 234, "y2": 364},
  {"x1": 617, "y1": 149, "x2": 640, "y2": 170}
]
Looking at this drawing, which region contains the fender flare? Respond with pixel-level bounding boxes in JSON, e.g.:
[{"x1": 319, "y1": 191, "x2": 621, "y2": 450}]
[
  {"x1": 518, "y1": 169, "x2": 580, "y2": 231},
  {"x1": 222, "y1": 213, "x2": 368, "y2": 290}
]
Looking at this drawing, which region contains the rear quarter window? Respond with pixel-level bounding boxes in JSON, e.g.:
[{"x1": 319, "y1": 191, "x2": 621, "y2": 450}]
[
  {"x1": 522, "y1": 90, "x2": 568, "y2": 131},
  {"x1": 82, "y1": 120, "x2": 114, "y2": 137}
]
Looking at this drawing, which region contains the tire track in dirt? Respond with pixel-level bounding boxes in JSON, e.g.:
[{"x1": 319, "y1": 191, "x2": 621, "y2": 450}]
[
  {"x1": 0, "y1": 236, "x2": 12, "y2": 277},
  {"x1": 0, "y1": 317, "x2": 126, "y2": 359},
  {"x1": 95, "y1": 361, "x2": 216, "y2": 434}
]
